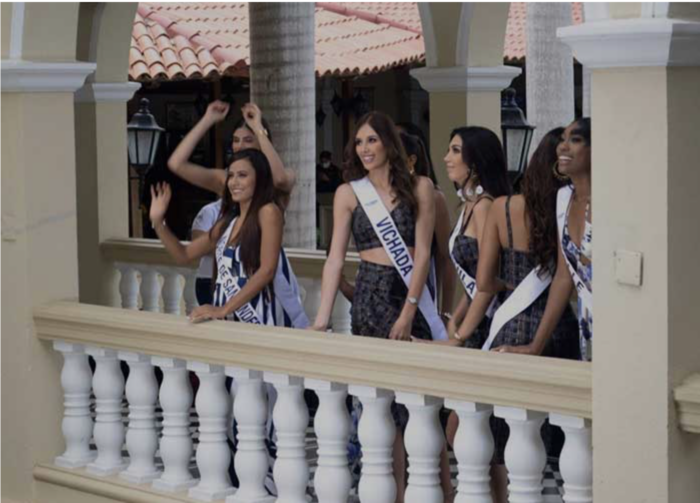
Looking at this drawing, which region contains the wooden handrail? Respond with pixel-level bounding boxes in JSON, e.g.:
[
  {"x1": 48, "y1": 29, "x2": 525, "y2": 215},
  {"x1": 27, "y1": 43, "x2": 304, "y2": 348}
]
[
  {"x1": 34, "y1": 301, "x2": 592, "y2": 418},
  {"x1": 675, "y1": 373, "x2": 700, "y2": 434}
]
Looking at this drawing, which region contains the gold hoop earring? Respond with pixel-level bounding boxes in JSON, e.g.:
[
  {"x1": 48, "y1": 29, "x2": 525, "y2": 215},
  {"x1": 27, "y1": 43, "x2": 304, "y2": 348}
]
[{"x1": 552, "y1": 161, "x2": 569, "y2": 181}]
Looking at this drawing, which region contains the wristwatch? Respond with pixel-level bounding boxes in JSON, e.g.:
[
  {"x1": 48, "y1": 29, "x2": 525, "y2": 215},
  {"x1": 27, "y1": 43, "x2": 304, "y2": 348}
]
[{"x1": 406, "y1": 296, "x2": 418, "y2": 306}]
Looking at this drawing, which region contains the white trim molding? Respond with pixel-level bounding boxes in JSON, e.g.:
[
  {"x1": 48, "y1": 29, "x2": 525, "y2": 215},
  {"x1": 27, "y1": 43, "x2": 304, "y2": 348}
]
[
  {"x1": 1, "y1": 60, "x2": 96, "y2": 93},
  {"x1": 558, "y1": 18, "x2": 700, "y2": 68},
  {"x1": 410, "y1": 65, "x2": 521, "y2": 94},
  {"x1": 75, "y1": 82, "x2": 141, "y2": 103}
]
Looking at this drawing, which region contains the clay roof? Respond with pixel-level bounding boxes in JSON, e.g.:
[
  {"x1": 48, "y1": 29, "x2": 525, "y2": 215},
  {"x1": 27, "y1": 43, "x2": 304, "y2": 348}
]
[{"x1": 129, "y1": 2, "x2": 583, "y2": 82}]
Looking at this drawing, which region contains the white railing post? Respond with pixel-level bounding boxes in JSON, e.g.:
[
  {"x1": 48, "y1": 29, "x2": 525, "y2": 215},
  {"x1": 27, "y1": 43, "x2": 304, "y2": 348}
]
[
  {"x1": 54, "y1": 342, "x2": 96, "y2": 468},
  {"x1": 86, "y1": 347, "x2": 127, "y2": 476},
  {"x1": 395, "y1": 393, "x2": 444, "y2": 503},
  {"x1": 549, "y1": 414, "x2": 592, "y2": 503},
  {"x1": 181, "y1": 268, "x2": 199, "y2": 315},
  {"x1": 139, "y1": 266, "x2": 162, "y2": 313},
  {"x1": 265, "y1": 372, "x2": 309, "y2": 503},
  {"x1": 119, "y1": 351, "x2": 160, "y2": 484},
  {"x1": 160, "y1": 267, "x2": 183, "y2": 315},
  {"x1": 444, "y1": 400, "x2": 493, "y2": 503},
  {"x1": 330, "y1": 294, "x2": 352, "y2": 335},
  {"x1": 226, "y1": 367, "x2": 274, "y2": 503},
  {"x1": 349, "y1": 385, "x2": 397, "y2": 503},
  {"x1": 307, "y1": 379, "x2": 352, "y2": 503},
  {"x1": 152, "y1": 357, "x2": 197, "y2": 492},
  {"x1": 188, "y1": 361, "x2": 235, "y2": 501},
  {"x1": 116, "y1": 263, "x2": 139, "y2": 310},
  {"x1": 494, "y1": 407, "x2": 547, "y2": 503}
]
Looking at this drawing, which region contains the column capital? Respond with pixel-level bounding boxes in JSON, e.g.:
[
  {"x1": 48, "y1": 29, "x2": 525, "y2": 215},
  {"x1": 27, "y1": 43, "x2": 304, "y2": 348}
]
[
  {"x1": 1, "y1": 59, "x2": 96, "y2": 93},
  {"x1": 558, "y1": 18, "x2": 700, "y2": 69},
  {"x1": 75, "y1": 82, "x2": 141, "y2": 103},
  {"x1": 410, "y1": 65, "x2": 521, "y2": 93}
]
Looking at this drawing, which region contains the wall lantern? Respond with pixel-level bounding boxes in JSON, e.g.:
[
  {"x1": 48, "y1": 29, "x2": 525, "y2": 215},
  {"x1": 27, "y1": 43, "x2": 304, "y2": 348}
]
[
  {"x1": 127, "y1": 98, "x2": 164, "y2": 195},
  {"x1": 501, "y1": 88, "x2": 535, "y2": 179}
]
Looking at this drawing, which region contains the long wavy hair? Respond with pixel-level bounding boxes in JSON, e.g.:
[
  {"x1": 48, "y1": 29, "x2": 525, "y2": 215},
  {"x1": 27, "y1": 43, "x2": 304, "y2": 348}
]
[
  {"x1": 450, "y1": 126, "x2": 511, "y2": 200},
  {"x1": 521, "y1": 127, "x2": 566, "y2": 276},
  {"x1": 343, "y1": 112, "x2": 417, "y2": 213},
  {"x1": 212, "y1": 149, "x2": 277, "y2": 276},
  {"x1": 400, "y1": 132, "x2": 438, "y2": 185}
]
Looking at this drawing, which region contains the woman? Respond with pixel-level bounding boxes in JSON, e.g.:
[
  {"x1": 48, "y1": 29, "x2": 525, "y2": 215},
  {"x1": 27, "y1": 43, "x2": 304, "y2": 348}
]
[
  {"x1": 168, "y1": 100, "x2": 307, "y2": 328},
  {"x1": 150, "y1": 149, "x2": 283, "y2": 325},
  {"x1": 312, "y1": 111, "x2": 442, "y2": 502}
]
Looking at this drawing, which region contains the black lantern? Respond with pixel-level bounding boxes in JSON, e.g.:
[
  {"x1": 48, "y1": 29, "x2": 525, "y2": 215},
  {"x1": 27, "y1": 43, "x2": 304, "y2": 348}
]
[
  {"x1": 127, "y1": 98, "x2": 164, "y2": 195},
  {"x1": 501, "y1": 88, "x2": 535, "y2": 180}
]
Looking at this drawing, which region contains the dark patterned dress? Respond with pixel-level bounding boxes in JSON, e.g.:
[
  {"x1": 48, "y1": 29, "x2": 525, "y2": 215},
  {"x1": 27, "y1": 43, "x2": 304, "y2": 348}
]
[{"x1": 489, "y1": 197, "x2": 580, "y2": 464}]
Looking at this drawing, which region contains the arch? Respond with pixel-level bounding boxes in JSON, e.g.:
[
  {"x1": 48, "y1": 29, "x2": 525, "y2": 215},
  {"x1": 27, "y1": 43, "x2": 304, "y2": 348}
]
[{"x1": 21, "y1": 3, "x2": 80, "y2": 61}]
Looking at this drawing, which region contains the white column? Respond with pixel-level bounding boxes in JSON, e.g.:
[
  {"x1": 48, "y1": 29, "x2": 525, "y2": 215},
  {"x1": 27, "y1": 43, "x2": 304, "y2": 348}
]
[
  {"x1": 116, "y1": 262, "x2": 139, "y2": 310},
  {"x1": 54, "y1": 342, "x2": 96, "y2": 468},
  {"x1": 182, "y1": 267, "x2": 199, "y2": 314},
  {"x1": 395, "y1": 393, "x2": 444, "y2": 503},
  {"x1": 86, "y1": 347, "x2": 127, "y2": 476},
  {"x1": 119, "y1": 351, "x2": 160, "y2": 484},
  {"x1": 306, "y1": 379, "x2": 351, "y2": 503},
  {"x1": 349, "y1": 385, "x2": 397, "y2": 503},
  {"x1": 265, "y1": 372, "x2": 309, "y2": 503},
  {"x1": 444, "y1": 400, "x2": 493, "y2": 503},
  {"x1": 139, "y1": 266, "x2": 161, "y2": 313},
  {"x1": 188, "y1": 362, "x2": 235, "y2": 501},
  {"x1": 152, "y1": 357, "x2": 197, "y2": 492},
  {"x1": 549, "y1": 414, "x2": 592, "y2": 503},
  {"x1": 225, "y1": 367, "x2": 274, "y2": 503},
  {"x1": 494, "y1": 407, "x2": 547, "y2": 503},
  {"x1": 160, "y1": 267, "x2": 183, "y2": 315}
]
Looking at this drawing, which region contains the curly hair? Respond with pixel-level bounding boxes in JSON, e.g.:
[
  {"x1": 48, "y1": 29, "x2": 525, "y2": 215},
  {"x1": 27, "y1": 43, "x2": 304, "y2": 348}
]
[
  {"x1": 521, "y1": 127, "x2": 566, "y2": 276},
  {"x1": 343, "y1": 111, "x2": 417, "y2": 213}
]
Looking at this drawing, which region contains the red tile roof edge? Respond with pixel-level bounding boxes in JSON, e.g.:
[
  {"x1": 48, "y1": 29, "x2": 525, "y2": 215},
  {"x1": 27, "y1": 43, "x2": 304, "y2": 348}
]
[{"x1": 316, "y1": 2, "x2": 422, "y2": 35}]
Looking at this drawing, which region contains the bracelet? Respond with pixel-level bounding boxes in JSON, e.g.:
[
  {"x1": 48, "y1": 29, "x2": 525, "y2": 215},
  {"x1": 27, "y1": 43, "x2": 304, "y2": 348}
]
[
  {"x1": 257, "y1": 128, "x2": 269, "y2": 138},
  {"x1": 440, "y1": 312, "x2": 453, "y2": 320}
]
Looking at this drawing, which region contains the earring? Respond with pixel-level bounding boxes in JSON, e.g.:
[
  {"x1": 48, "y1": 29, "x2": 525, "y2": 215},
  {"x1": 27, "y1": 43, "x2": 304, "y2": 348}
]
[{"x1": 552, "y1": 161, "x2": 569, "y2": 181}]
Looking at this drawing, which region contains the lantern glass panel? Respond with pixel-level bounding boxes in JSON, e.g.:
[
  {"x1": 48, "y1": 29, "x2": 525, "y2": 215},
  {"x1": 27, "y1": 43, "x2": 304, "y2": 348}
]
[
  {"x1": 148, "y1": 130, "x2": 162, "y2": 166},
  {"x1": 505, "y1": 128, "x2": 527, "y2": 173}
]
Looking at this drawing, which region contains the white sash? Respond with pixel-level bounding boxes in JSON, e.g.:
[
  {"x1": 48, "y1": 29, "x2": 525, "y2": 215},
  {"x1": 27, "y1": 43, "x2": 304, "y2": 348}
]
[
  {"x1": 273, "y1": 249, "x2": 310, "y2": 328},
  {"x1": 215, "y1": 217, "x2": 265, "y2": 325},
  {"x1": 482, "y1": 267, "x2": 552, "y2": 351},
  {"x1": 556, "y1": 186, "x2": 593, "y2": 315},
  {"x1": 351, "y1": 177, "x2": 448, "y2": 341}
]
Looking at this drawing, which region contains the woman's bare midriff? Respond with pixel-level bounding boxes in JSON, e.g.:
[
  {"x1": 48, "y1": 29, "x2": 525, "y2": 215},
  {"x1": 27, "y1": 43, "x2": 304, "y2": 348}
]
[{"x1": 359, "y1": 246, "x2": 416, "y2": 266}]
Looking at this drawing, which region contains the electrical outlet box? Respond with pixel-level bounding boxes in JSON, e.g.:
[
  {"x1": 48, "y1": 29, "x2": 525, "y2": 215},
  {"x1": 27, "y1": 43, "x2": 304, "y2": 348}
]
[{"x1": 614, "y1": 249, "x2": 643, "y2": 287}]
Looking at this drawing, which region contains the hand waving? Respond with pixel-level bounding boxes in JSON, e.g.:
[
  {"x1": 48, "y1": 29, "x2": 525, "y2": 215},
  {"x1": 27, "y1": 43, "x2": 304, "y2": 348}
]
[
  {"x1": 241, "y1": 103, "x2": 264, "y2": 132},
  {"x1": 204, "y1": 100, "x2": 230, "y2": 125},
  {"x1": 149, "y1": 182, "x2": 172, "y2": 225}
]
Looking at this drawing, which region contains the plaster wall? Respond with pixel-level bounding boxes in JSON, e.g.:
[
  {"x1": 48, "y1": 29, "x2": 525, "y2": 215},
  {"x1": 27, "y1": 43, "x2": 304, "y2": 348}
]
[
  {"x1": 428, "y1": 3, "x2": 461, "y2": 67},
  {"x1": 608, "y1": 2, "x2": 643, "y2": 20},
  {"x1": 2, "y1": 3, "x2": 13, "y2": 59},
  {"x1": 92, "y1": 3, "x2": 138, "y2": 82},
  {"x1": 1, "y1": 92, "x2": 79, "y2": 502},
  {"x1": 668, "y1": 3, "x2": 700, "y2": 21},
  {"x1": 22, "y1": 3, "x2": 79, "y2": 61},
  {"x1": 467, "y1": 3, "x2": 510, "y2": 67}
]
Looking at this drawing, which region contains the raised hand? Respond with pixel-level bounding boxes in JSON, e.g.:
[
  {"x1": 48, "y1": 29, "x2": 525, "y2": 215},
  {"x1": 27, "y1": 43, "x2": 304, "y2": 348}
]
[
  {"x1": 204, "y1": 100, "x2": 230, "y2": 125},
  {"x1": 241, "y1": 103, "x2": 264, "y2": 132},
  {"x1": 149, "y1": 182, "x2": 172, "y2": 225}
]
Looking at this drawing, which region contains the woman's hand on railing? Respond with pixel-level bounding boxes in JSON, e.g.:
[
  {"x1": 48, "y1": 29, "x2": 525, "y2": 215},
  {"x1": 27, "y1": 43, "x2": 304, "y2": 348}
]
[
  {"x1": 310, "y1": 322, "x2": 327, "y2": 332},
  {"x1": 491, "y1": 343, "x2": 542, "y2": 356},
  {"x1": 189, "y1": 304, "x2": 226, "y2": 324},
  {"x1": 149, "y1": 182, "x2": 171, "y2": 226}
]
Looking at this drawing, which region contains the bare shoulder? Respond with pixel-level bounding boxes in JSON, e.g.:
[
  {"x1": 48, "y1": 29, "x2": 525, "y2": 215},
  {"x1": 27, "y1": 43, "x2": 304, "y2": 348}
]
[
  {"x1": 414, "y1": 176, "x2": 435, "y2": 200},
  {"x1": 507, "y1": 193, "x2": 526, "y2": 217},
  {"x1": 259, "y1": 202, "x2": 283, "y2": 223},
  {"x1": 434, "y1": 186, "x2": 448, "y2": 207},
  {"x1": 334, "y1": 183, "x2": 357, "y2": 210}
]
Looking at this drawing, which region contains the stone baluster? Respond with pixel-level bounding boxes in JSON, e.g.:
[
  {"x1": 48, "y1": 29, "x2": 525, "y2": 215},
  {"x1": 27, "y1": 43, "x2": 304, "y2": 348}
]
[
  {"x1": 306, "y1": 379, "x2": 351, "y2": 503},
  {"x1": 494, "y1": 406, "x2": 547, "y2": 503},
  {"x1": 116, "y1": 262, "x2": 139, "y2": 310},
  {"x1": 550, "y1": 414, "x2": 592, "y2": 503},
  {"x1": 152, "y1": 357, "x2": 197, "y2": 492},
  {"x1": 139, "y1": 266, "x2": 162, "y2": 313},
  {"x1": 54, "y1": 342, "x2": 96, "y2": 468},
  {"x1": 160, "y1": 267, "x2": 183, "y2": 315},
  {"x1": 119, "y1": 352, "x2": 160, "y2": 483},
  {"x1": 181, "y1": 268, "x2": 199, "y2": 315},
  {"x1": 444, "y1": 400, "x2": 494, "y2": 503},
  {"x1": 349, "y1": 385, "x2": 397, "y2": 503},
  {"x1": 395, "y1": 393, "x2": 444, "y2": 503},
  {"x1": 86, "y1": 347, "x2": 127, "y2": 476},
  {"x1": 330, "y1": 293, "x2": 352, "y2": 335},
  {"x1": 226, "y1": 367, "x2": 274, "y2": 503},
  {"x1": 265, "y1": 372, "x2": 309, "y2": 503},
  {"x1": 188, "y1": 362, "x2": 235, "y2": 501}
]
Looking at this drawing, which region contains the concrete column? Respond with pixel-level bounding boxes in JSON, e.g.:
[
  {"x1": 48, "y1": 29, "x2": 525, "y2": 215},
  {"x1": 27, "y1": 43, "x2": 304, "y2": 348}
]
[
  {"x1": 526, "y1": 2, "x2": 575, "y2": 150},
  {"x1": 560, "y1": 12, "x2": 700, "y2": 503},
  {"x1": 249, "y1": 3, "x2": 316, "y2": 249}
]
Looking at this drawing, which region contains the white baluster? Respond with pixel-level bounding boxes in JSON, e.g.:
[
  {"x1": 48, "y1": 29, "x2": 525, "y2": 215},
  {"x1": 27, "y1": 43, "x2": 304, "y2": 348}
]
[
  {"x1": 549, "y1": 414, "x2": 592, "y2": 503},
  {"x1": 298, "y1": 278, "x2": 320, "y2": 322},
  {"x1": 152, "y1": 357, "x2": 197, "y2": 492},
  {"x1": 189, "y1": 362, "x2": 235, "y2": 501},
  {"x1": 444, "y1": 400, "x2": 493, "y2": 503},
  {"x1": 395, "y1": 393, "x2": 444, "y2": 503},
  {"x1": 494, "y1": 407, "x2": 547, "y2": 503},
  {"x1": 160, "y1": 267, "x2": 183, "y2": 315},
  {"x1": 139, "y1": 266, "x2": 161, "y2": 313},
  {"x1": 182, "y1": 268, "x2": 199, "y2": 315},
  {"x1": 226, "y1": 367, "x2": 274, "y2": 503},
  {"x1": 119, "y1": 352, "x2": 160, "y2": 483},
  {"x1": 116, "y1": 263, "x2": 139, "y2": 310},
  {"x1": 54, "y1": 342, "x2": 96, "y2": 468},
  {"x1": 330, "y1": 293, "x2": 352, "y2": 335},
  {"x1": 264, "y1": 372, "x2": 309, "y2": 503},
  {"x1": 349, "y1": 385, "x2": 396, "y2": 503},
  {"x1": 306, "y1": 379, "x2": 351, "y2": 503},
  {"x1": 86, "y1": 347, "x2": 127, "y2": 476}
]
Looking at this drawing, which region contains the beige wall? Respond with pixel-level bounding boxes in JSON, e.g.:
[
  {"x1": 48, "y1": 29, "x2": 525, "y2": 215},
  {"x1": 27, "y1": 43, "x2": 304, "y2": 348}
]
[
  {"x1": 22, "y1": 3, "x2": 79, "y2": 61},
  {"x1": 608, "y1": 2, "x2": 643, "y2": 19},
  {"x1": 427, "y1": 3, "x2": 461, "y2": 67},
  {"x1": 467, "y1": 3, "x2": 510, "y2": 67},
  {"x1": 668, "y1": 2, "x2": 700, "y2": 22},
  {"x1": 2, "y1": 3, "x2": 13, "y2": 59}
]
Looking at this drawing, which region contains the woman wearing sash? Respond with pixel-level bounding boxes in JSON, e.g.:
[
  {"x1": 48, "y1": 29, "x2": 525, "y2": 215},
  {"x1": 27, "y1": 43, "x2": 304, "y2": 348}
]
[
  {"x1": 312, "y1": 111, "x2": 443, "y2": 502},
  {"x1": 167, "y1": 100, "x2": 308, "y2": 329}
]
